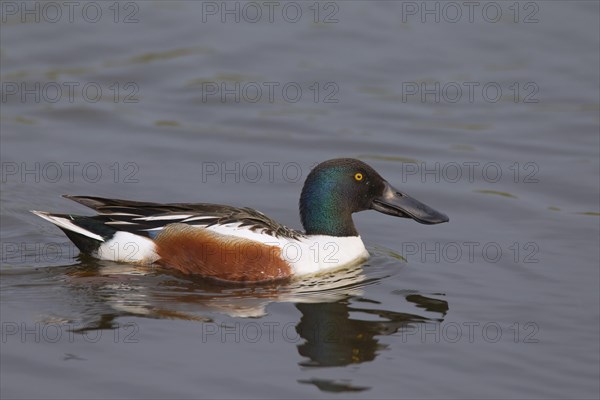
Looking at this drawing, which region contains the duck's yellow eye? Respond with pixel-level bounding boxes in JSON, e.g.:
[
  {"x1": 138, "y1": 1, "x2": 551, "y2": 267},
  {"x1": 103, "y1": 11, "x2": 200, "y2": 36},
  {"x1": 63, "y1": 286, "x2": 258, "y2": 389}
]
[{"x1": 354, "y1": 173, "x2": 363, "y2": 181}]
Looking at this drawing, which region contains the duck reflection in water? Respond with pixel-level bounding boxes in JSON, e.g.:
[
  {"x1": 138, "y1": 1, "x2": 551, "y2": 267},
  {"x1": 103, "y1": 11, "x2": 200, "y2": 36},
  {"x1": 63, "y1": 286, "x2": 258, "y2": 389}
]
[
  {"x1": 295, "y1": 294, "x2": 448, "y2": 367},
  {"x1": 58, "y1": 258, "x2": 448, "y2": 394},
  {"x1": 293, "y1": 292, "x2": 448, "y2": 393}
]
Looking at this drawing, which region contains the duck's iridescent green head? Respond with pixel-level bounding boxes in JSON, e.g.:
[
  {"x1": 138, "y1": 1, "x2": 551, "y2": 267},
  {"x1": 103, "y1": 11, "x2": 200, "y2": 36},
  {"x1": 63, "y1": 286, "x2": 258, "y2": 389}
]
[{"x1": 299, "y1": 158, "x2": 449, "y2": 237}]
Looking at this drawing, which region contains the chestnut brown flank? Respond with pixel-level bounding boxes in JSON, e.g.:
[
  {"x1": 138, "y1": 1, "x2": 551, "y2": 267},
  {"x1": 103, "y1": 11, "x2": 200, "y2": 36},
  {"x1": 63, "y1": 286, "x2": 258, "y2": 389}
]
[{"x1": 154, "y1": 223, "x2": 292, "y2": 282}]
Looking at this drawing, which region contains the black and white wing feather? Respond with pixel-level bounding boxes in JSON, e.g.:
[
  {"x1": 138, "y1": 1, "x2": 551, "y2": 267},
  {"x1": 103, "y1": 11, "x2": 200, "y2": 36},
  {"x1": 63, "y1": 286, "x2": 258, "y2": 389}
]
[{"x1": 63, "y1": 195, "x2": 305, "y2": 239}]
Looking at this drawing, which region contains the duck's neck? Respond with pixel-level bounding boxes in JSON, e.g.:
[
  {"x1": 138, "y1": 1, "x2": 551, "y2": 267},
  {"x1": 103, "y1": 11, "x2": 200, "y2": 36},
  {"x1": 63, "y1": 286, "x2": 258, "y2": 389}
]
[{"x1": 299, "y1": 190, "x2": 358, "y2": 237}]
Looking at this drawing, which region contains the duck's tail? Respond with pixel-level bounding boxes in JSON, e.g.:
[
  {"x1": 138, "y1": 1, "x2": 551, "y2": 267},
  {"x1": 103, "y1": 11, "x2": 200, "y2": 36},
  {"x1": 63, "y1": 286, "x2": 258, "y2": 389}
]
[
  {"x1": 30, "y1": 211, "x2": 157, "y2": 263},
  {"x1": 31, "y1": 211, "x2": 111, "y2": 253}
]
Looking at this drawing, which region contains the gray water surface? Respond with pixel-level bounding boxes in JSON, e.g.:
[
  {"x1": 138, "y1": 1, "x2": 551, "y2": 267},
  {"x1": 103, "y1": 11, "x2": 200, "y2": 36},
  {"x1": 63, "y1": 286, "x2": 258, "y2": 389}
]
[{"x1": 1, "y1": 1, "x2": 599, "y2": 399}]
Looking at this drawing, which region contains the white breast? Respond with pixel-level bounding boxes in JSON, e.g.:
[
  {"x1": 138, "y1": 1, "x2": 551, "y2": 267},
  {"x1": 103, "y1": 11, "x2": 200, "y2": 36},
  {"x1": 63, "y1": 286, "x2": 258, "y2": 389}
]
[{"x1": 202, "y1": 223, "x2": 369, "y2": 276}]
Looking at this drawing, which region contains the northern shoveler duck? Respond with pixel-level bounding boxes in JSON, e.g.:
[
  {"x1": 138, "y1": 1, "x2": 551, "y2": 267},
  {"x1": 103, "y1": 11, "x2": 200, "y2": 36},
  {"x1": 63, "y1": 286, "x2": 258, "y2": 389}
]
[{"x1": 32, "y1": 158, "x2": 448, "y2": 282}]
